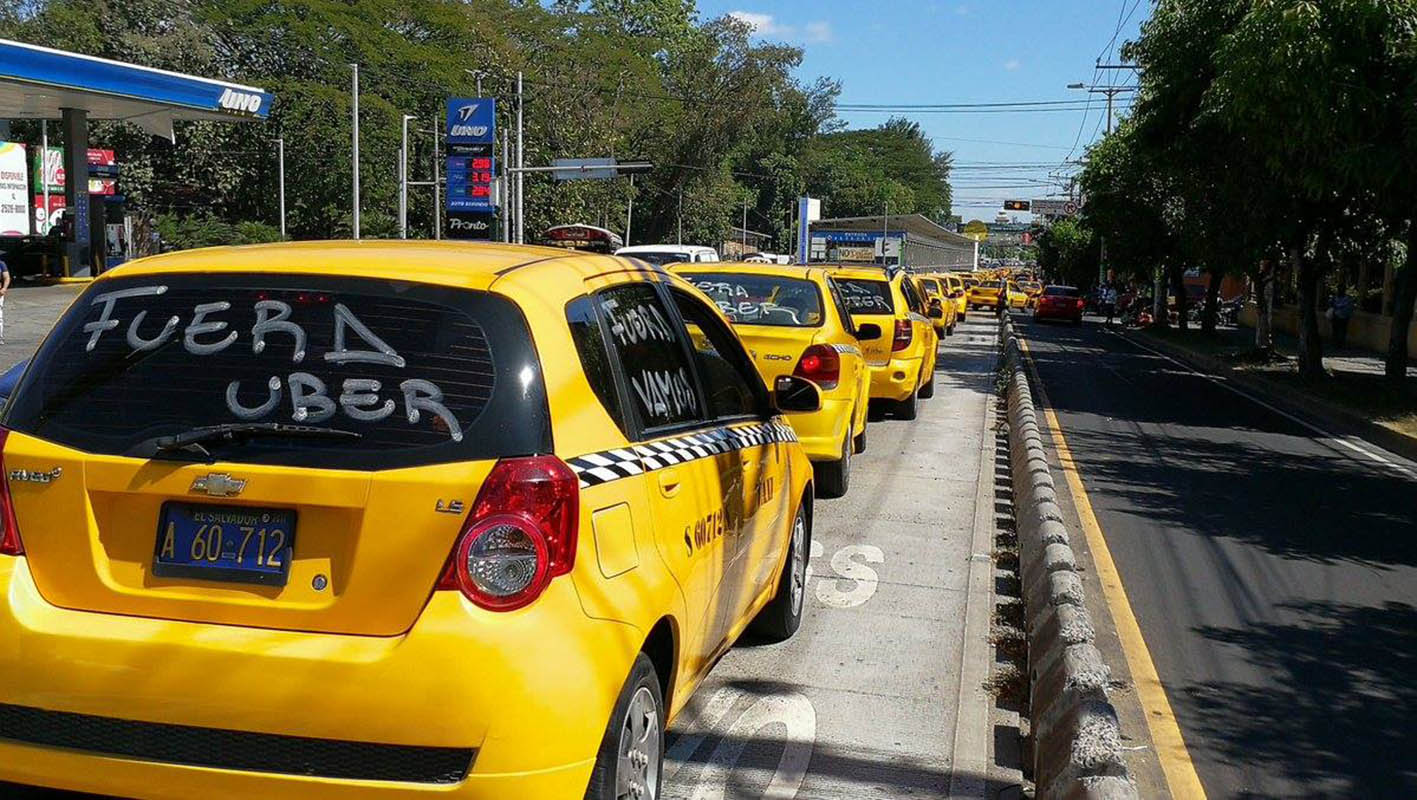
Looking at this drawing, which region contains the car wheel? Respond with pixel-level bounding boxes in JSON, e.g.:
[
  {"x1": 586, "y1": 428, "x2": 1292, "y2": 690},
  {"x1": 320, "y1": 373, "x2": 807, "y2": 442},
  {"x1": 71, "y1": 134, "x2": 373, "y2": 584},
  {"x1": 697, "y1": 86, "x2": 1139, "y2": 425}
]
[
  {"x1": 585, "y1": 652, "x2": 663, "y2": 800},
  {"x1": 960, "y1": 312, "x2": 968, "y2": 322},
  {"x1": 749, "y1": 502, "x2": 809, "y2": 641},
  {"x1": 895, "y1": 389, "x2": 919, "y2": 420},
  {"x1": 853, "y1": 425, "x2": 867, "y2": 454},
  {"x1": 947, "y1": 322, "x2": 956, "y2": 337},
  {"x1": 918, "y1": 372, "x2": 935, "y2": 399},
  {"x1": 814, "y1": 436, "x2": 851, "y2": 499}
]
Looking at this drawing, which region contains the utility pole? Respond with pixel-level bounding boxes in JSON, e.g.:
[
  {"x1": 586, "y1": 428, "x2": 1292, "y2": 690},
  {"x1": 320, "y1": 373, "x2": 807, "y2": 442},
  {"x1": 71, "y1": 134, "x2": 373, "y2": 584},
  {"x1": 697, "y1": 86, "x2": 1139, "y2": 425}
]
[
  {"x1": 432, "y1": 121, "x2": 441, "y2": 239},
  {"x1": 625, "y1": 174, "x2": 634, "y2": 246},
  {"x1": 742, "y1": 200, "x2": 748, "y2": 253},
  {"x1": 1068, "y1": 75, "x2": 1136, "y2": 284},
  {"x1": 677, "y1": 187, "x2": 683, "y2": 245},
  {"x1": 350, "y1": 63, "x2": 360, "y2": 240},
  {"x1": 399, "y1": 114, "x2": 415, "y2": 239},
  {"x1": 273, "y1": 137, "x2": 286, "y2": 238},
  {"x1": 39, "y1": 121, "x2": 49, "y2": 234},
  {"x1": 515, "y1": 71, "x2": 524, "y2": 244},
  {"x1": 502, "y1": 131, "x2": 511, "y2": 243}
]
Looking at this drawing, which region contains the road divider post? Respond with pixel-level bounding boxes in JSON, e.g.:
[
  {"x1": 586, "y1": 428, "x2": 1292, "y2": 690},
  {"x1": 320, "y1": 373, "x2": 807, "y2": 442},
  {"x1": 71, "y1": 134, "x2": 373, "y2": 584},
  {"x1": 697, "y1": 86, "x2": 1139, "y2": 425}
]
[{"x1": 999, "y1": 316, "x2": 1139, "y2": 800}]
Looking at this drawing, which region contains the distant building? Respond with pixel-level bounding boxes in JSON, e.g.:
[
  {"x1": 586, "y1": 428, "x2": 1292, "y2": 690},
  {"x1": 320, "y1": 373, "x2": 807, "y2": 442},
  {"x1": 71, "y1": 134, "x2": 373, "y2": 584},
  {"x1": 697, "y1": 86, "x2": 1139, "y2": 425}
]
[{"x1": 807, "y1": 214, "x2": 977, "y2": 271}]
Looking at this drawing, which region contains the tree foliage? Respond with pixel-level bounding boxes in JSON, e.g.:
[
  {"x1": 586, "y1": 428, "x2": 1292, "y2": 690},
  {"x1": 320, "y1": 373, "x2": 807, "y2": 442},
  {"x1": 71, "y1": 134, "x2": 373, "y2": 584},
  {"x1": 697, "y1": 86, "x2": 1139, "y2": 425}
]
[{"x1": 1, "y1": 0, "x2": 952, "y2": 253}]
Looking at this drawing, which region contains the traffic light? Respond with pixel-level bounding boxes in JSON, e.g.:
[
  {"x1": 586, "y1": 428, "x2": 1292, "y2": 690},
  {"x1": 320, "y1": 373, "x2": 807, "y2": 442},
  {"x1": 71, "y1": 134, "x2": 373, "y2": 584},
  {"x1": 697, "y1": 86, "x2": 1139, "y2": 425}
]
[{"x1": 1003, "y1": 200, "x2": 1030, "y2": 212}]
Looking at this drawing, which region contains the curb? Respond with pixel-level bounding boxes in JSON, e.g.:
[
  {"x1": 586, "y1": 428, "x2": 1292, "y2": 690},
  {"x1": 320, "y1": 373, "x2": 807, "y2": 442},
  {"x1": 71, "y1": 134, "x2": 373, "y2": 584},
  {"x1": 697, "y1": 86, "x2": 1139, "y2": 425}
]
[
  {"x1": 1126, "y1": 328, "x2": 1417, "y2": 466},
  {"x1": 999, "y1": 317, "x2": 1139, "y2": 800}
]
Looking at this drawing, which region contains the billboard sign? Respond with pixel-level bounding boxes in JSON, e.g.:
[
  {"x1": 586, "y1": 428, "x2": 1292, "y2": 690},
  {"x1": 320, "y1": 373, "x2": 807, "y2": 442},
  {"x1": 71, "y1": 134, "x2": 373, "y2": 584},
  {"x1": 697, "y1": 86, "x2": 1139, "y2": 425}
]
[
  {"x1": 446, "y1": 98, "x2": 496, "y2": 153},
  {"x1": 0, "y1": 142, "x2": 29, "y2": 235},
  {"x1": 1031, "y1": 199, "x2": 1078, "y2": 218},
  {"x1": 32, "y1": 147, "x2": 117, "y2": 196},
  {"x1": 447, "y1": 155, "x2": 496, "y2": 213}
]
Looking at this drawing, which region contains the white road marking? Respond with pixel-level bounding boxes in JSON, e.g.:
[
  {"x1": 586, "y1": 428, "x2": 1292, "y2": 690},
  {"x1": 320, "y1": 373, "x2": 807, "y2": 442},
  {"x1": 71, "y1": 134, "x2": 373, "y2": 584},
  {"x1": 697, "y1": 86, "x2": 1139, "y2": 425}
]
[{"x1": 805, "y1": 540, "x2": 884, "y2": 608}]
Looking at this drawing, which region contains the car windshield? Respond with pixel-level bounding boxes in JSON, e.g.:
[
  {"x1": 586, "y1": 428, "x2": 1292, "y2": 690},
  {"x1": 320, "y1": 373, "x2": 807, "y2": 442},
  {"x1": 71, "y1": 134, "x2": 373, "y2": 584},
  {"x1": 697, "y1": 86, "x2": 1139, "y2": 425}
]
[
  {"x1": 834, "y1": 278, "x2": 896, "y2": 315},
  {"x1": 682, "y1": 273, "x2": 824, "y2": 327},
  {"x1": 3, "y1": 273, "x2": 552, "y2": 470},
  {"x1": 980, "y1": 281, "x2": 1002, "y2": 289},
  {"x1": 1043, "y1": 286, "x2": 1081, "y2": 297},
  {"x1": 621, "y1": 251, "x2": 693, "y2": 266}
]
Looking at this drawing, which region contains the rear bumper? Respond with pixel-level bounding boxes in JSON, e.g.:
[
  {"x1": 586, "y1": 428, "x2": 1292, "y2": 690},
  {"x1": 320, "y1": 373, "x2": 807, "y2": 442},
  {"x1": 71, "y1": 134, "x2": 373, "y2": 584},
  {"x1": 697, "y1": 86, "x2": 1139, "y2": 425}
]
[
  {"x1": 1034, "y1": 307, "x2": 1081, "y2": 322},
  {"x1": 786, "y1": 395, "x2": 854, "y2": 461},
  {"x1": 0, "y1": 556, "x2": 636, "y2": 799},
  {"x1": 867, "y1": 356, "x2": 922, "y2": 402}
]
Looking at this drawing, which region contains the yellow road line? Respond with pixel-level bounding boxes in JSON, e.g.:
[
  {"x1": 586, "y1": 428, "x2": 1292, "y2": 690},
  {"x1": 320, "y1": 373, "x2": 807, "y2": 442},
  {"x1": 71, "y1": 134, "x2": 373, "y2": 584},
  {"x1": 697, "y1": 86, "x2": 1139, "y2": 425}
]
[{"x1": 1018, "y1": 336, "x2": 1208, "y2": 800}]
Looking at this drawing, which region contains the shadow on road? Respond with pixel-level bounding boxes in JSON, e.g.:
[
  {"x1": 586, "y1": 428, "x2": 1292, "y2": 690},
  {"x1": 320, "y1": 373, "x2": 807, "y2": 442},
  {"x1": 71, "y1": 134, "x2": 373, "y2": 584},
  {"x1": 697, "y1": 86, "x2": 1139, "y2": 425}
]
[{"x1": 1186, "y1": 600, "x2": 1417, "y2": 797}]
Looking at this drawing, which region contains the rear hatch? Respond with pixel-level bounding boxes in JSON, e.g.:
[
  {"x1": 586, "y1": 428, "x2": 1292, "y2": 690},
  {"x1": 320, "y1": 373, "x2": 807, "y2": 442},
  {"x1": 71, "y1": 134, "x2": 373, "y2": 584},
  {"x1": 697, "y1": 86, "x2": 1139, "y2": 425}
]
[
  {"x1": 834, "y1": 277, "x2": 897, "y2": 365},
  {"x1": 1, "y1": 272, "x2": 551, "y2": 636},
  {"x1": 679, "y1": 271, "x2": 830, "y2": 380}
]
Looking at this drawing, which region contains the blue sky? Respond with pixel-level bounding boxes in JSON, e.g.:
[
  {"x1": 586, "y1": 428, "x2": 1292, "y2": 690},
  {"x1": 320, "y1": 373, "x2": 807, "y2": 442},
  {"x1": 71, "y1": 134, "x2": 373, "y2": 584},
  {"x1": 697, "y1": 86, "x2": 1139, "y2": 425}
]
[{"x1": 695, "y1": 0, "x2": 1150, "y2": 222}]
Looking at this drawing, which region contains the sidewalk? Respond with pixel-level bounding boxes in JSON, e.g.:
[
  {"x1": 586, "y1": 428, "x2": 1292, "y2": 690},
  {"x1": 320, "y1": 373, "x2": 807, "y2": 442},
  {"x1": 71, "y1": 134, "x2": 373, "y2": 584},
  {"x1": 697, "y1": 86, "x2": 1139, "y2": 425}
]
[{"x1": 1129, "y1": 321, "x2": 1417, "y2": 459}]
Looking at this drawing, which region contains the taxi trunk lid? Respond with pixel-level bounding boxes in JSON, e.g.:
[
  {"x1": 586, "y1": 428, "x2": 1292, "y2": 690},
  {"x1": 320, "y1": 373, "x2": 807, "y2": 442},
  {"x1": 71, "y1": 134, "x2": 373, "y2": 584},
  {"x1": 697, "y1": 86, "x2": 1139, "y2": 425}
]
[{"x1": 0, "y1": 272, "x2": 551, "y2": 636}]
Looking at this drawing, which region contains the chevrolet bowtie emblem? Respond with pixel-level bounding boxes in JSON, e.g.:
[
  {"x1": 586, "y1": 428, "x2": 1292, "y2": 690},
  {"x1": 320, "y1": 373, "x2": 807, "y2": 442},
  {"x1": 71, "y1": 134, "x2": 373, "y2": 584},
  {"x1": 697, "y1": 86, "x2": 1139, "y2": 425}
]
[{"x1": 190, "y1": 473, "x2": 247, "y2": 497}]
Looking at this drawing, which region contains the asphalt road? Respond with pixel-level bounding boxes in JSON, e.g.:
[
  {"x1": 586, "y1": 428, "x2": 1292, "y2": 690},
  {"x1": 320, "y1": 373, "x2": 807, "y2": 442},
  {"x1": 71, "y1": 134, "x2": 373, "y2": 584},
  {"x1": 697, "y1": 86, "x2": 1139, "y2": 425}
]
[
  {"x1": 1021, "y1": 315, "x2": 1417, "y2": 799},
  {"x1": 663, "y1": 313, "x2": 1002, "y2": 799}
]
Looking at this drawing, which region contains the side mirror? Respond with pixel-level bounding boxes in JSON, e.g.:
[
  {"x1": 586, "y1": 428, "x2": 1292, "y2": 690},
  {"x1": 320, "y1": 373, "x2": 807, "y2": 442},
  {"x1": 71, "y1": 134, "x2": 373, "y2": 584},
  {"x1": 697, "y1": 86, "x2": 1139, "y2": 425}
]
[
  {"x1": 773, "y1": 375, "x2": 822, "y2": 413},
  {"x1": 855, "y1": 322, "x2": 883, "y2": 341}
]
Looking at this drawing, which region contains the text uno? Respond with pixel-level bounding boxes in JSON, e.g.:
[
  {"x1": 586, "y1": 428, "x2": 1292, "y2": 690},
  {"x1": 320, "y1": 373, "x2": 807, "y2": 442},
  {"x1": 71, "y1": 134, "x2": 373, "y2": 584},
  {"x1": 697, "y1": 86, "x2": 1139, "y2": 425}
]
[{"x1": 81, "y1": 285, "x2": 463, "y2": 442}]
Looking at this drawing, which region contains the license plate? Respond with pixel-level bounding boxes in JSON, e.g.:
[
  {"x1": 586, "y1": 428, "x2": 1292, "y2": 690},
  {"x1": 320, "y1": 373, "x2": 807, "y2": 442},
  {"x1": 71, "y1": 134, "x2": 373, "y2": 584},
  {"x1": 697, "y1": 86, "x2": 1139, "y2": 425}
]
[{"x1": 152, "y1": 503, "x2": 297, "y2": 587}]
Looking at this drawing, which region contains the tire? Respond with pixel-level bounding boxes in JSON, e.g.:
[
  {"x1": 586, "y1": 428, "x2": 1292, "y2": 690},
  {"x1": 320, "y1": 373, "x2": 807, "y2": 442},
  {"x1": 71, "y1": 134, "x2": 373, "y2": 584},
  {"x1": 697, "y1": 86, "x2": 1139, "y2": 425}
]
[
  {"x1": 814, "y1": 436, "x2": 851, "y2": 499},
  {"x1": 918, "y1": 372, "x2": 935, "y2": 399},
  {"x1": 946, "y1": 322, "x2": 956, "y2": 337},
  {"x1": 853, "y1": 426, "x2": 867, "y2": 454},
  {"x1": 895, "y1": 389, "x2": 919, "y2": 420},
  {"x1": 585, "y1": 652, "x2": 664, "y2": 800},
  {"x1": 749, "y1": 502, "x2": 809, "y2": 641},
  {"x1": 960, "y1": 311, "x2": 968, "y2": 322}
]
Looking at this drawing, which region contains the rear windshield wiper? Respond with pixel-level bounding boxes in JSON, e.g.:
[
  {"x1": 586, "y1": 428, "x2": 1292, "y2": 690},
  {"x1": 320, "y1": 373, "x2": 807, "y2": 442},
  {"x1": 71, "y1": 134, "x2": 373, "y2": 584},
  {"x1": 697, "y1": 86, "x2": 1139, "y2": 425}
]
[{"x1": 131, "y1": 423, "x2": 363, "y2": 461}]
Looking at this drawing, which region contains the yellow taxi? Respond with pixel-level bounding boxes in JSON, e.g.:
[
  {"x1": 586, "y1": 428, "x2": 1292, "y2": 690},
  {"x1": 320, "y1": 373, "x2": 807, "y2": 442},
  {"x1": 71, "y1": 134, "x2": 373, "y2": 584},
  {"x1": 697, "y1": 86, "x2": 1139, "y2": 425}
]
[
  {"x1": 0, "y1": 241, "x2": 820, "y2": 800},
  {"x1": 824, "y1": 266, "x2": 939, "y2": 420},
  {"x1": 914, "y1": 273, "x2": 958, "y2": 338},
  {"x1": 944, "y1": 273, "x2": 969, "y2": 321},
  {"x1": 1006, "y1": 280, "x2": 1030, "y2": 309},
  {"x1": 1018, "y1": 279, "x2": 1043, "y2": 308},
  {"x1": 968, "y1": 277, "x2": 1006, "y2": 311},
  {"x1": 672, "y1": 263, "x2": 873, "y2": 498}
]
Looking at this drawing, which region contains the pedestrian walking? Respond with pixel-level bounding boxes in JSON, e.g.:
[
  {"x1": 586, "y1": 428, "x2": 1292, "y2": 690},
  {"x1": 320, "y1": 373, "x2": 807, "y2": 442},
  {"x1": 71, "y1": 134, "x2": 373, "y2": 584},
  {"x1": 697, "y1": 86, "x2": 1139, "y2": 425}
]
[
  {"x1": 1330, "y1": 290, "x2": 1355, "y2": 348},
  {"x1": 0, "y1": 256, "x2": 10, "y2": 345},
  {"x1": 1101, "y1": 282, "x2": 1118, "y2": 326}
]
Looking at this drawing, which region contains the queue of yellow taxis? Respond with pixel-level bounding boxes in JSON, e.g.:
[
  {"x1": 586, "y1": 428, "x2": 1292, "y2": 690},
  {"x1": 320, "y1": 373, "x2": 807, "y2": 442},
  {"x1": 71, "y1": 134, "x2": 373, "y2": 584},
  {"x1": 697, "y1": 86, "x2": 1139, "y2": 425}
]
[
  {"x1": 1006, "y1": 280, "x2": 1031, "y2": 310},
  {"x1": 943, "y1": 273, "x2": 970, "y2": 321},
  {"x1": 672, "y1": 263, "x2": 873, "y2": 498},
  {"x1": 1018, "y1": 279, "x2": 1043, "y2": 308},
  {"x1": 825, "y1": 266, "x2": 940, "y2": 420},
  {"x1": 914, "y1": 274, "x2": 958, "y2": 339},
  {"x1": 0, "y1": 241, "x2": 822, "y2": 800}
]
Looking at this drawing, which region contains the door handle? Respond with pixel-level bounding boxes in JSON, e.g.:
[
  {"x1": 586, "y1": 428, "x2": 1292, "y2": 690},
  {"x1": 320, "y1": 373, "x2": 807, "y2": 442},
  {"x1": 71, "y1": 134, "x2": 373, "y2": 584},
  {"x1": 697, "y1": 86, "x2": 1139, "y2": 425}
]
[{"x1": 657, "y1": 469, "x2": 683, "y2": 498}]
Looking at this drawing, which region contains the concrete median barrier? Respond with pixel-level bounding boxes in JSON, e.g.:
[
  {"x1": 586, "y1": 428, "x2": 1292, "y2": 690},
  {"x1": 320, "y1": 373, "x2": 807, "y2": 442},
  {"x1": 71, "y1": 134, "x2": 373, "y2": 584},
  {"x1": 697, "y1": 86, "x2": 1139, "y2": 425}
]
[{"x1": 999, "y1": 317, "x2": 1139, "y2": 800}]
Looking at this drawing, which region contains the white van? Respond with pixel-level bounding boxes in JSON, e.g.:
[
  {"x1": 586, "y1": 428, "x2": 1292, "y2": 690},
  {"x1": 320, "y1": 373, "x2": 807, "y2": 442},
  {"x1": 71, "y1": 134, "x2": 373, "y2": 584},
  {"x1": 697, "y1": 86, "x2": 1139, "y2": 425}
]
[{"x1": 614, "y1": 244, "x2": 720, "y2": 266}]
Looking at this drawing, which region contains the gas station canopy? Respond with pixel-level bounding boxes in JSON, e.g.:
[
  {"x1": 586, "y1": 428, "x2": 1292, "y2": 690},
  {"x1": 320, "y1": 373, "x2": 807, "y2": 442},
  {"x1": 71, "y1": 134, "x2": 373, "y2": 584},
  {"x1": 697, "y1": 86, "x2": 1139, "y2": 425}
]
[{"x1": 0, "y1": 38, "x2": 271, "y2": 139}]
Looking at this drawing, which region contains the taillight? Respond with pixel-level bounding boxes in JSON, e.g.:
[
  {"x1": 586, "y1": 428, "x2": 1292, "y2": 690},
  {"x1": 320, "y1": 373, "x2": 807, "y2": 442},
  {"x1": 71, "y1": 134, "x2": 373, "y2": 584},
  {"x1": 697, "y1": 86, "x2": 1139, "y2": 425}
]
[
  {"x1": 793, "y1": 344, "x2": 841, "y2": 390},
  {"x1": 1076, "y1": 299, "x2": 1085, "y2": 309},
  {"x1": 0, "y1": 429, "x2": 21, "y2": 557},
  {"x1": 437, "y1": 455, "x2": 579, "y2": 611},
  {"x1": 891, "y1": 319, "x2": 912, "y2": 352}
]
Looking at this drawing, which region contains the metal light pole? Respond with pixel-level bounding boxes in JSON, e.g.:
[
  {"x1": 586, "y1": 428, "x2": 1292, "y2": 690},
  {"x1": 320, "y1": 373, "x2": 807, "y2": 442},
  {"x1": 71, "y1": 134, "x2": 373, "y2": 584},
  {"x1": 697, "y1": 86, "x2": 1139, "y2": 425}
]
[
  {"x1": 742, "y1": 200, "x2": 748, "y2": 253},
  {"x1": 350, "y1": 63, "x2": 360, "y2": 240},
  {"x1": 39, "y1": 121, "x2": 49, "y2": 234},
  {"x1": 677, "y1": 187, "x2": 683, "y2": 245},
  {"x1": 515, "y1": 72, "x2": 524, "y2": 244},
  {"x1": 502, "y1": 131, "x2": 511, "y2": 243},
  {"x1": 432, "y1": 122, "x2": 441, "y2": 240},
  {"x1": 625, "y1": 174, "x2": 635, "y2": 246},
  {"x1": 274, "y1": 137, "x2": 286, "y2": 238},
  {"x1": 399, "y1": 114, "x2": 415, "y2": 239}
]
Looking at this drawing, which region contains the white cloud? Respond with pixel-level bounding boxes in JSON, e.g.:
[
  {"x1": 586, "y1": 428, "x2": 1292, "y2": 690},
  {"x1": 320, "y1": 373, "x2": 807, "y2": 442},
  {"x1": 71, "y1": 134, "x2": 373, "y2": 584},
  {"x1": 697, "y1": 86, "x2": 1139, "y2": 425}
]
[
  {"x1": 729, "y1": 11, "x2": 792, "y2": 37},
  {"x1": 1004, "y1": 59, "x2": 1021, "y2": 71},
  {"x1": 729, "y1": 10, "x2": 835, "y2": 44}
]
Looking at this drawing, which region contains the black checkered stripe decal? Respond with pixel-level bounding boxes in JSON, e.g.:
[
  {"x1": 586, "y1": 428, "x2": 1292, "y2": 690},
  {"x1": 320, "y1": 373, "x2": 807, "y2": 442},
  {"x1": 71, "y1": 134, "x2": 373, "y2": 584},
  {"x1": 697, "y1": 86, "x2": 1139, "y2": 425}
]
[{"x1": 566, "y1": 420, "x2": 798, "y2": 489}]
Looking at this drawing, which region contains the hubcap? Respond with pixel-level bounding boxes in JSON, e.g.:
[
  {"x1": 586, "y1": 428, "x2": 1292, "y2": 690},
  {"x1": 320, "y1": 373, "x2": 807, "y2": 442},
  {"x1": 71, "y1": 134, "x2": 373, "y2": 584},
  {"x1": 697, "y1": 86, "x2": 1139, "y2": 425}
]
[
  {"x1": 615, "y1": 686, "x2": 661, "y2": 800},
  {"x1": 789, "y1": 512, "x2": 806, "y2": 614}
]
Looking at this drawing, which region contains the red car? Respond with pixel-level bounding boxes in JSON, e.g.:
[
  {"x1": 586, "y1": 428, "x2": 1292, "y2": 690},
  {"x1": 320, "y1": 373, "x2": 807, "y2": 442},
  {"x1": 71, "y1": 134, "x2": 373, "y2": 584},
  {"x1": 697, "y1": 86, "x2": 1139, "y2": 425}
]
[{"x1": 1033, "y1": 285, "x2": 1085, "y2": 324}]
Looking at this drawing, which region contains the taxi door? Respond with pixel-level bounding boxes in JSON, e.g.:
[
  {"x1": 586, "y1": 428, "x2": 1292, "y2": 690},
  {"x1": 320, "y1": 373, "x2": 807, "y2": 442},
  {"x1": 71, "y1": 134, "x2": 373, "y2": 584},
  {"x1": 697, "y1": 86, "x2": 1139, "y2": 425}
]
[
  {"x1": 666, "y1": 286, "x2": 789, "y2": 645},
  {"x1": 587, "y1": 277, "x2": 730, "y2": 683}
]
